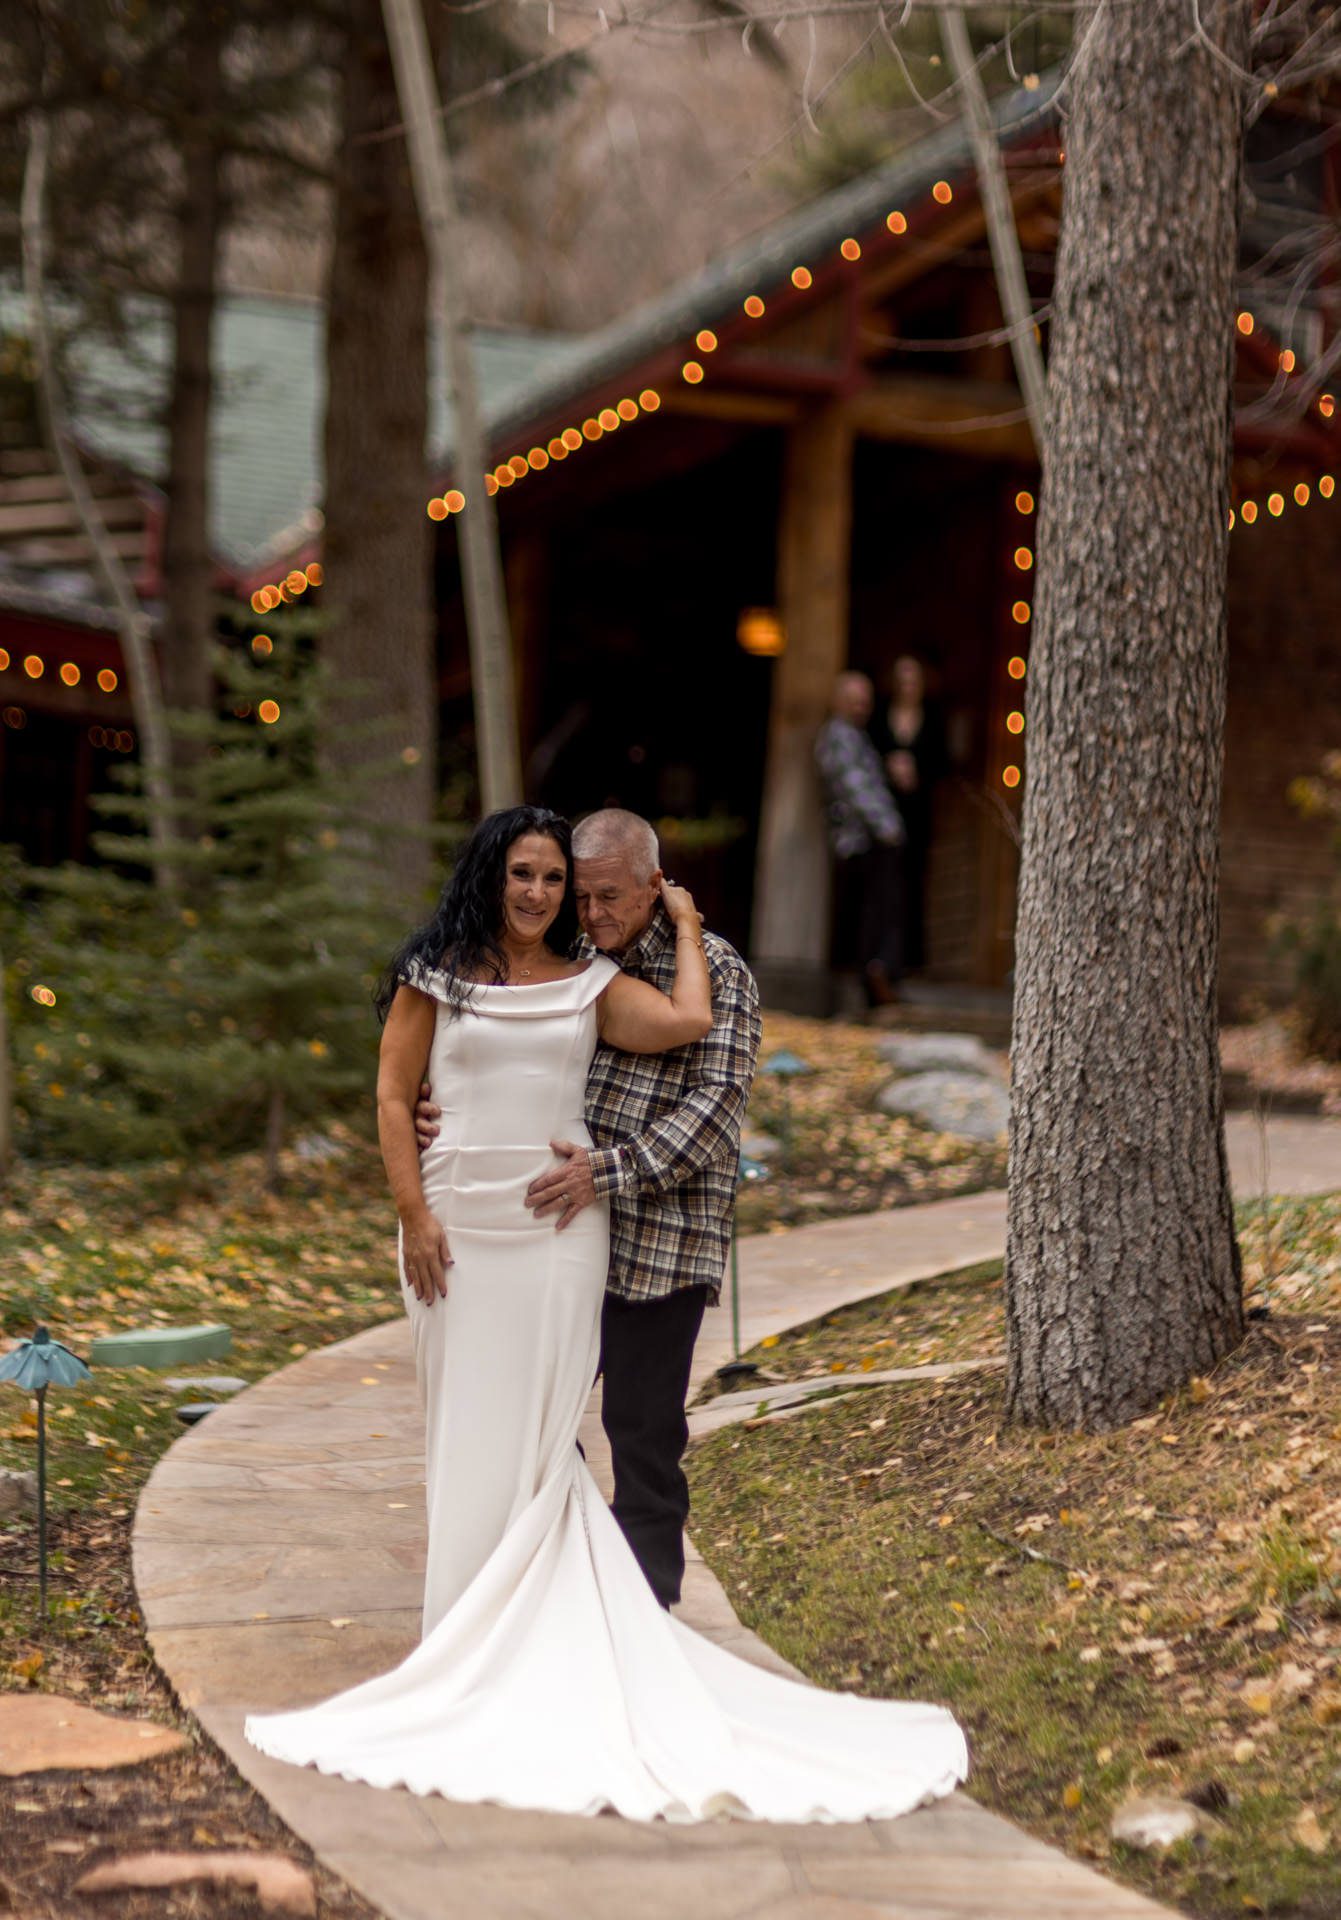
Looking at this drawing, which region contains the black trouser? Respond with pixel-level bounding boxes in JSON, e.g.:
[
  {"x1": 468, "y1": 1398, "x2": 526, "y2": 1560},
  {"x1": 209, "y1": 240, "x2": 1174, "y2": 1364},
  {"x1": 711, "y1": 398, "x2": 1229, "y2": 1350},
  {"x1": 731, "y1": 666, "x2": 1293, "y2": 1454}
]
[
  {"x1": 599, "y1": 1284, "x2": 709, "y2": 1608},
  {"x1": 834, "y1": 842, "x2": 904, "y2": 982}
]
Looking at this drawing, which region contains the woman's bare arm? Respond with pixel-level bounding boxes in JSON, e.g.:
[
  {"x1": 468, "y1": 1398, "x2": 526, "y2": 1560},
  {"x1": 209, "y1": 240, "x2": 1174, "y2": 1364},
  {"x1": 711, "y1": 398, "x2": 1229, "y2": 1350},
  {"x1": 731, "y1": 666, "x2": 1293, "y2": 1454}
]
[
  {"x1": 377, "y1": 986, "x2": 452, "y2": 1304},
  {"x1": 596, "y1": 882, "x2": 713, "y2": 1054}
]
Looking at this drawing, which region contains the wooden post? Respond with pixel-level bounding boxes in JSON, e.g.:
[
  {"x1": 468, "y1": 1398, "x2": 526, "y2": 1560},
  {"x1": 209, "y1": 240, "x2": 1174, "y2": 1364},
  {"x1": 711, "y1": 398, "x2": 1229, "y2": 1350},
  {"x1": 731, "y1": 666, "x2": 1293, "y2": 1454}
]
[{"x1": 750, "y1": 406, "x2": 853, "y2": 1010}]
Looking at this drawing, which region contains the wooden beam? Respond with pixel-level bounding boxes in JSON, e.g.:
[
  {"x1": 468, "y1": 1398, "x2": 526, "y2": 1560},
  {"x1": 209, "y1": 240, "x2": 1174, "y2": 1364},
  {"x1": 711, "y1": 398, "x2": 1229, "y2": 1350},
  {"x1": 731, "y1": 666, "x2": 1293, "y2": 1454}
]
[
  {"x1": 657, "y1": 389, "x2": 799, "y2": 428},
  {"x1": 845, "y1": 375, "x2": 1034, "y2": 459},
  {"x1": 750, "y1": 404, "x2": 853, "y2": 1004}
]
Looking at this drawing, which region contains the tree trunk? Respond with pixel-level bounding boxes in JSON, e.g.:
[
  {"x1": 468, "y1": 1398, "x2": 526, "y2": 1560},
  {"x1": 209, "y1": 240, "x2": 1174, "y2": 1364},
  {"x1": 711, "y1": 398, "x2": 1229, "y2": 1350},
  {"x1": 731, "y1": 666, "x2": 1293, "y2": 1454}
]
[
  {"x1": 1004, "y1": 0, "x2": 1248, "y2": 1429},
  {"x1": 321, "y1": 0, "x2": 436, "y2": 898},
  {"x1": 160, "y1": 23, "x2": 223, "y2": 732}
]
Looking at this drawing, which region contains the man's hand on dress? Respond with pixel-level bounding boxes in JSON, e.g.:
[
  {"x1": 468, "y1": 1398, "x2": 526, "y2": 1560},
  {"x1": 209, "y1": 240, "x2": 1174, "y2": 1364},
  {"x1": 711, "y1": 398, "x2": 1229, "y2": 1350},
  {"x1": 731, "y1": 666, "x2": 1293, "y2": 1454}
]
[
  {"x1": 402, "y1": 1207, "x2": 452, "y2": 1304},
  {"x1": 526, "y1": 1141, "x2": 597, "y2": 1232},
  {"x1": 414, "y1": 1081, "x2": 441, "y2": 1154}
]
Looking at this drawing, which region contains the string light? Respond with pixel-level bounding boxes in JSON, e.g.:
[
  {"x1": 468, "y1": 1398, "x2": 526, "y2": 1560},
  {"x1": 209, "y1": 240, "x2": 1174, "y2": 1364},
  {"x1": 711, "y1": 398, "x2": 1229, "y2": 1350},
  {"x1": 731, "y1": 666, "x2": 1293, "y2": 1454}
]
[
  {"x1": 252, "y1": 634, "x2": 273, "y2": 655},
  {"x1": 886, "y1": 211, "x2": 907, "y2": 234},
  {"x1": 444, "y1": 489, "x2": 465, "y2": 512},
  {"x1": 1236, "y1": 311, "x2": 1254, "y2": 336},
  {"x1": 1279, "y1": 349, "x2": 1296, "y2": 374},
  {"x1": 563, "y1": 426, "x2": 584, "y2": 448},
  {"x1": 23, "y1": 655, "x2": 43, "y2": 678},
  {"x1": 695, "y1": 330, "x2": 718, "y2": 353},
  {"x1": 0, "y1": 649, "x2": 8, "y2": 670},
  {"x1": 1008, "y1": 657, "x2": 1027, "y2": 680},
  {"x1": 598, "y1": 408, "x2": 620, "y2": 431},
  {"x1": 548, "y1": 437, "x2": 567, "y2": 459},
  {"x1": 1228, "y1": 508, "x2": 1235, "y2": 529},
  {"x1": 31, "y1": 985, "x2": 56, "y2": 1007},
  {"x1": 1321, "y1": 475, "x2": 1335, "y2": 498},
  {"x1": 258, "y1": 700, "x2": 280, "y2": 725},
  {"x1": 60, "y1": 663, "x2": 80, "y2": 686},
  {"x1": 1013, "y1": 546, "x2": 1033, "y2": 571},
  {"x1": 932, "y1": 180, "x2": 953, "y2": 204},
  {"x1": 840, "y1": 238, "x2": 861, "y2": 261},
  {"x1": 285, "y1": 570, "x2": 307, "y2": 594},
  {"x1": 1011, "y1": 601, "x2": 1030, "y2": 624},
  {"x1": 97, "y1": 668, "x2": 118, "y2": 692},
  {"x1": 2, "y1": 706, "x2": 26, "y2": 728},
  {"x1": 582, "y1": 418, "x2": 602, "y2": 441},
  {"x1": 528, "y1": 448, "x2": 549, "y2": 471},
  {"x1": 743, "y1": 295, "x2": 765, "y2": 318},
  {"x1": 1295, "y1": 481, "x2": 1310, "y2": 507},
  {"x1": 1267, "y1": 492, "x2": 1284, "y2": 517},
  {"x1": 509, "y1": 454, "x2": 529, "y2": 478},
  {"x1": 427, "y1": 498, "x2": 448, "y2": 520},
  {"x1": 1014, "y1": 490, "x2": 1034, "y2": 515},
  {"x1": 791, "y1": 266, "x2": 812, "y2": 289},
  {"x1": 1320, "y1": 394, "x2": 1335, "y2": 419},
  {"x1": 305, "y1": 562, "x2": 323, "y2": 587},
  {"x1": 1240, "y1": 500, "x2": 1258, "y2": 523},
  {"x1": 682, "y1": 361, "x2": 704, "y2": 384},
  {"x1": 484, "y1": 474, "x2": 499, "y2": 496},
  {"x1": 1002, "y1": 765, "x2": 1021, "y2": 789},
  {"x1": 616, "y1": 399, "x2": 639, "y2": 421},
  {"x1": 1006, "y1": 711, "x2": 1024, "y2": 735}
]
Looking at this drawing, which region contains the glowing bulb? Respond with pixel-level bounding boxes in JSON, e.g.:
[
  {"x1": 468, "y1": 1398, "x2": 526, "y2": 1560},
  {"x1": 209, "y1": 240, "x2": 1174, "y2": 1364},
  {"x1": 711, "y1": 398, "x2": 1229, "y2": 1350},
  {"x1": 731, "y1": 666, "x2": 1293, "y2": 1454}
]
[
  {"x1": 427, "y1": 498, "x2": 448, "y2": 520},
  {"x1": 444, "y1": 489, "x2": 466, "y2": 512},
  {"x1": 1320, "y1": 394, "x2": 1335, "y2": 419},
  {"x1": 791, "y1": 266, "x2": 812, "y2": 289},
  {"x1": 840, "y1": 237, "x2": 861, "y2": 262},
  {"x1": 305, "y1": 562, "x2": 323, "y2": 586},
  {"x1": 60, "y1": 662, "x2": 80, "y2": 687},
  {"x1": 1015, "y1": 490, "x2": 1035, "y2": 515},
  {"x1": 251, "y1": 634, "x2": 273, "y2": 655},
  {"x1": 1228, "y1": 509, "x2": 1236, "y2": 530},
  {"x1": 1011, "y1": 601, "x2": 1031, "y2": 625},
  {"x1": 582, "y1": 418, "x2": 602, "y2": 441},
  {"x1": 1002, "y1": 765, "x2": 1021, "y2": 789},
  {"x1": 617, "y1": 398, "x2": 639, "y2": 421},
  {"x1": 1007, "y1": 657, "x2": 1027, "y2": 680},
  {"x1": 682, "y1": 361, "x2": 704, "y2": 384},
  {"x1": 1013, "y1": 546, "x2": 1033, "y2": 571},
  {"x1": 695, "y1": 330, "x2": 718, "y2": 353},
  {"x1": 638, "y1": 390, "x2": 661, "y2": 412},
  {"x1": 31, "y1": 985, "x2": 56, "y2": 1007},
  {"x1": 23, "y1": 654, "x2": 43, "y2": 678},
  {"x1": 0, "y1": 649, "x2": 8, "y2": 670},
  {"x1": 508, "y1": 454, "x2": 528, "y2": 478},
  {"x1": 528, "y1": 448, "x2": 548, "y2": 471},
  {"x1": 250, "y1": 590, "x2": 267, "y2": 614},
  {"x1": 932, "y1": 180, "x2": 953, "y2": 204},
  {"x1": 743, "y1": 295, "x2": 765, "y2": 318},
  {"x1": 258, "y1": 700, "x2": 280, "y2": 724},
  {"x1": 1321, "y1": 475, "x2": 1335, "y2": 498},
  {"x1": 97, "y1": 668, "x2": 118, "y2": 692},
  {"x1": 285, "y1": 570, "x2": 307, "y2": 593},
  {"x1": 1240, "y1": 499, "x2": 1258, "y2": 522},
  {"x1": 1267, "y1": 492, "x2": 1284, "y2": 517},
  {"x1": 1236, "y1": 311, "x2": 1254, "y2": 336},
  {"x1": 886, "y1": 211, "x2": 907, "y2": 234},
  {"x1": 548, "y1": 437, "x2": 566, "y2": 459},
  {"x1": 1006, "y1": 711, "x2": 1025, "y2": 735},
  {"x1": 493, "y1": 466, "x2": 513, "y2": 487},
  {"x1": 562, "y1": 427, "x2": 584, "y2": 449},
  {"x1": 484, "y1": 473, "x2": 499, "y2": 496},
  {"x1": 598, "y1": 408, "x2": 619, "y2": 431},
  {"x1": 1295, "y1": 482, "x2": 1310, "y2": 507},
  {"x1": 1280, "y1": 349, "x2": 1296, "y2": 374}
]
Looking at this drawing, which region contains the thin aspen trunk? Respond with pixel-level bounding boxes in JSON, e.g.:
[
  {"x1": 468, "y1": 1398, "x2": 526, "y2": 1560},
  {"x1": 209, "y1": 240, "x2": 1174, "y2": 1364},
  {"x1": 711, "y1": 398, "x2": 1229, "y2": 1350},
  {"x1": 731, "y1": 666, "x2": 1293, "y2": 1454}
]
[
  {"x1": 21, "y1": 115, "x2": 177, "y2": 890},
  {"x1": 1005, "y1": 0, "x2": 1248, "y2": 1428},
  {"x1": 939, "y1": 7, "x2": 1047, "y2": 450},
  {"x1": 381, "y1": 0, "x2": 522, "y2": 812}
]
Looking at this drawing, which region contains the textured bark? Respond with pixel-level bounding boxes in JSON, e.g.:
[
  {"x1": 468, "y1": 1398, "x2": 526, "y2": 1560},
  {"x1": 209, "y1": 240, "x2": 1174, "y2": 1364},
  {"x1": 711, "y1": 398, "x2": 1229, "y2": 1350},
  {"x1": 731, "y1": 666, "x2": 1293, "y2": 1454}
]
[
  {"x1": 321, "y1": 0, "x2": 436, "y2": 895},
  {"x1": 1005, "y1": 1, "x2": 1248, "y2": 1429},
  {"x1": 161, "y1": 25, "x2": 223, "y2": 730}
]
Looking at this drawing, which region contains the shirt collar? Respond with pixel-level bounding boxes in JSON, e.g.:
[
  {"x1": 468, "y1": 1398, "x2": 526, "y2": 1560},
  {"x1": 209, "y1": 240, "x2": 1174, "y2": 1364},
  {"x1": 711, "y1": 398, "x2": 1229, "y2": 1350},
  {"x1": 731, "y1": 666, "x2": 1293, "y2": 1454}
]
[{"x1": 577, "y1": 903, "x2": 672, "y2": 972}]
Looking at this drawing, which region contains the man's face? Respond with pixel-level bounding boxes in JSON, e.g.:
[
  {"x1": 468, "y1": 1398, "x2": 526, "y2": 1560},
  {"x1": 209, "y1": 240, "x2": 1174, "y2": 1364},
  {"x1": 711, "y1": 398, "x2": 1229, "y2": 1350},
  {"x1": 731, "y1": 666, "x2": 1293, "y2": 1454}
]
[
  {"x1": 836, "y1": 674, "x2": 874, "y2": 726},
  {"x1": 574, "y1": 854, "x2": 662, "y2": 954}
]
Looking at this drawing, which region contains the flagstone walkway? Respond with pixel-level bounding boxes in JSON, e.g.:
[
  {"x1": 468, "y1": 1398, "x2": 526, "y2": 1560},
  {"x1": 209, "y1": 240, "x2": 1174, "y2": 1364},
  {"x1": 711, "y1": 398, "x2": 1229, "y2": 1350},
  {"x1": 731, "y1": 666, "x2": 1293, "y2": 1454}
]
[{"x1": 133, "y1": 1111, "x2": 1339, "y2": 1920}]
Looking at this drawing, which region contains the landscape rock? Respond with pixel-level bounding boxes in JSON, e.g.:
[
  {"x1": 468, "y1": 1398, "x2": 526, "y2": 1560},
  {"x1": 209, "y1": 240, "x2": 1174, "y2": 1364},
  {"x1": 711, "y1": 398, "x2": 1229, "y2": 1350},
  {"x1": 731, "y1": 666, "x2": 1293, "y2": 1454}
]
[
  {"x1": 75, "y1": 1851, "x2": 315, "y2": 1915},
  {"x1": 876, "y1": 1070, "x2": 1011, "y2": 1141},
  {"x1": 738, "y1": 1128, "x2": 781, "y2": 1163},
  {"x1": 0, "y1": 1695, "x2": 186, "y2": 1774},
  {"x1": 0, "y1": 1468, "x2": 38, "y2": 1516},
  {"x1": 876, "y1": 1031, "x2": 1001, "y2": 1077},
  {"x1": 1110, "y1": 1794, "x2": 1218, "y2": 1850}
]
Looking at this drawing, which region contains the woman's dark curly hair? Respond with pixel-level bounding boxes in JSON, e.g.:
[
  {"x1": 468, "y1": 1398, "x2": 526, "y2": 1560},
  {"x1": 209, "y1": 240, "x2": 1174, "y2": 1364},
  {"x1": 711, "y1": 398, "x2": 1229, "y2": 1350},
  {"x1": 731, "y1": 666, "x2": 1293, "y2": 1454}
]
[{"x1": 375, "y1": 806, "x2": 578, "y2": 1021}]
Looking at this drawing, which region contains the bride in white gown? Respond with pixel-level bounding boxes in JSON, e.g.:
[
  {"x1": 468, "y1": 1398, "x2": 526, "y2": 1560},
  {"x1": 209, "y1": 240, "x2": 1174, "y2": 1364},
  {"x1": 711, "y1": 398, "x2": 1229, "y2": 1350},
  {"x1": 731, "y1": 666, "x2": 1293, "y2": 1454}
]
[{"x1": 245, "y1": 806, "x2": 967, "y2": 1822}]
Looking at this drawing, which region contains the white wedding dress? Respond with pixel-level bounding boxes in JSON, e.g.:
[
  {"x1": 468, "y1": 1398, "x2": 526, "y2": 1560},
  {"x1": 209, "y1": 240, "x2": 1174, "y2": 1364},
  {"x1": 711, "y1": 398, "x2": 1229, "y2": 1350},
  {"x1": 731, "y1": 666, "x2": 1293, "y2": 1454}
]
[{"x1": 244, "y1": 959, "x2": 967, "y2": 1822}]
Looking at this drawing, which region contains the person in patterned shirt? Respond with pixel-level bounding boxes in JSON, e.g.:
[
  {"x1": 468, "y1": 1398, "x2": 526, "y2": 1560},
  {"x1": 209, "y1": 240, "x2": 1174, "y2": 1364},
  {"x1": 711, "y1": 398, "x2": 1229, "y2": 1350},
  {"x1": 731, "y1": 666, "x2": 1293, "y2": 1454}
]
[{"x1": 416, "y1": 808, "x2": 761, "y2": 1609}]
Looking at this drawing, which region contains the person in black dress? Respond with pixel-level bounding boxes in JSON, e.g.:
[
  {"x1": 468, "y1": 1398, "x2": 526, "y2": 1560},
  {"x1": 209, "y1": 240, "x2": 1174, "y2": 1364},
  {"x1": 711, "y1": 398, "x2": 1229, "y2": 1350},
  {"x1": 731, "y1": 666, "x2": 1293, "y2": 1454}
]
[{"x1": 868, "y1": 656, "x2": 944, "y2": 975}]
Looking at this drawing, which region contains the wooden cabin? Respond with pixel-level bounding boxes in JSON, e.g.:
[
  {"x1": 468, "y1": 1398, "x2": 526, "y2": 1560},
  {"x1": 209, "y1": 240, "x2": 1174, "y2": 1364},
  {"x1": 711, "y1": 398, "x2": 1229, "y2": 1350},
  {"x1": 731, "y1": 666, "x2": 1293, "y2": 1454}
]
[{"x1": 5, "y1": 82, "x2": 1339, "y2": 1012}]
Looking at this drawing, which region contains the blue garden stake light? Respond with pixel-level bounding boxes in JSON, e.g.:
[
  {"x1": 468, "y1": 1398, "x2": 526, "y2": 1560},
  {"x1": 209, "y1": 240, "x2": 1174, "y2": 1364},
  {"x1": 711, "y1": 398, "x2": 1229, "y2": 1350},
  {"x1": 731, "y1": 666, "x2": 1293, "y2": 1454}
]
[
  {"x1": 0, "y1": 1326, "x2": 92, "y2": 1619},
  {"x1": 760, "y1": 1049, "x2": 814, "y2": 1159},
  {"x1": 717, "y1": 1153, "x2": 771, "y2": 1388}
]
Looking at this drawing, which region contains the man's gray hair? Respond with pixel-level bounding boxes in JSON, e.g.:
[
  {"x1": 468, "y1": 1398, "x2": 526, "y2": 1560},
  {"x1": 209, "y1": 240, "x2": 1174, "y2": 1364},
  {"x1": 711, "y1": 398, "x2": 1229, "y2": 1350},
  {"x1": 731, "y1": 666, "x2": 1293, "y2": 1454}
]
[{"x1": 571, "y1": 809, "x2": 661, "y2": 883}]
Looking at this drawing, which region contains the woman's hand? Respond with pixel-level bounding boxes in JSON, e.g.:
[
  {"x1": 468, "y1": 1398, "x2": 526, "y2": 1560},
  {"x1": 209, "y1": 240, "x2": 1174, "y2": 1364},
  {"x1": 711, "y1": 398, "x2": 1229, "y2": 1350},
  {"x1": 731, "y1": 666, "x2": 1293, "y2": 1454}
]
[
  {"x1": 402, "y1": 1207, "x2": 453, "y2": 1305},
  {"x1": 660, "y1": 878, "x2": 702, "y2": 931}
]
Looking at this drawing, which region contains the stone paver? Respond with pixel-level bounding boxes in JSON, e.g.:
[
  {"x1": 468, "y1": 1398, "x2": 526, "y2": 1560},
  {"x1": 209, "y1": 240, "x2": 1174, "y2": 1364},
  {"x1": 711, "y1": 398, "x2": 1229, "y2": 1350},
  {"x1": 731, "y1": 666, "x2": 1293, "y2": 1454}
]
[{"x1": 133, "y1": 1114, "x2": 1341, "y2": 1920}]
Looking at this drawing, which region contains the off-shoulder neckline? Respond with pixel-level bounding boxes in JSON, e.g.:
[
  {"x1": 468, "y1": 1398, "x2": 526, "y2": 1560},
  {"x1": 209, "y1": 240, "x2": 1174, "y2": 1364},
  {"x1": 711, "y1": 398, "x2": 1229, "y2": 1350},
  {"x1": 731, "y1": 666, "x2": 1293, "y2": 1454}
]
[{"x1": 466, "y1": 960, "x2": 599, "y2": 990}]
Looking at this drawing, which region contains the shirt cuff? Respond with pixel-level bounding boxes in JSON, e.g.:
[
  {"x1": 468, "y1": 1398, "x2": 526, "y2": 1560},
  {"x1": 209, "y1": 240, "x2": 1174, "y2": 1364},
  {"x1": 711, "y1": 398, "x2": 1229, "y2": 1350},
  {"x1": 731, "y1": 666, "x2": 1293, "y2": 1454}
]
[{"x1": 587, "y1": 1145, "x2": 630, "y2": 1198}]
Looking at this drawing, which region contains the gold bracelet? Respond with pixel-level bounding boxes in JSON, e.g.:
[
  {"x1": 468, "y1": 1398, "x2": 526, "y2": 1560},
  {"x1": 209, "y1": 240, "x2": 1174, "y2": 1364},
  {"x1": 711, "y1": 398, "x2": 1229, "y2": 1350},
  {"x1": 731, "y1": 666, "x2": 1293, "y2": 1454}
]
[{"x1": 676, "y1": 932, "x2": 703, "y2": 949}]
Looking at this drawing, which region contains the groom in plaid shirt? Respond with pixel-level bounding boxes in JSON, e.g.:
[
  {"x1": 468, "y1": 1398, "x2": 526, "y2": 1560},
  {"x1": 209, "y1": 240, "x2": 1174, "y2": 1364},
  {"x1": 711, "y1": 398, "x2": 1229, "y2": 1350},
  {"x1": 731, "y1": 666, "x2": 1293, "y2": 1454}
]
[{"x1": 527, "y1": 809, "x2": 762, "y2": 1607}]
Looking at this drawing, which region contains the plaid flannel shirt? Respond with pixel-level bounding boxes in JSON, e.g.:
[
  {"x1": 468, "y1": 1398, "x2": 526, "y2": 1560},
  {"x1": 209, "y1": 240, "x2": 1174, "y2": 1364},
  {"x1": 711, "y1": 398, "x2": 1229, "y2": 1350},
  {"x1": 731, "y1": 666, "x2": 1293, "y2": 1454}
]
[
  {"x1": 814, "y1": 716, "x2": 905, "y2": 858},
  {"x1": 580, "y1": 907, "x2": 762, "y2": 1304}
]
